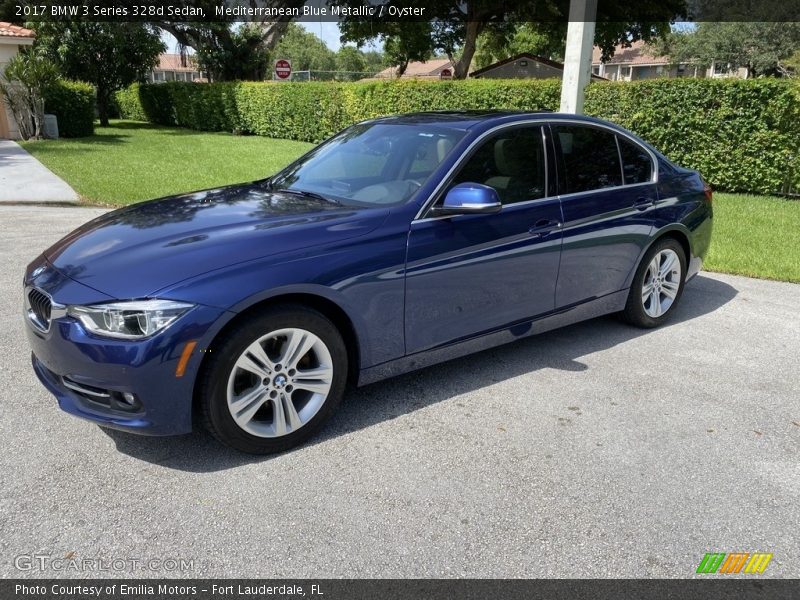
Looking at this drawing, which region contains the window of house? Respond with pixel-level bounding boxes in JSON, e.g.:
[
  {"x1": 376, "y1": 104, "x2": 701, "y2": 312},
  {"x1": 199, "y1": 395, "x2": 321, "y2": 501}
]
[
  {"x1": 592, "y1": 66, "x2": 600, "y2": 76},
  {"x1": 553, "y1": 125, "x2": 622, "y2": 194},
  {"x1": 449, "y1": 126, "x2": 546, "y2": 205},
  {"x1": 617, "y1": 137, "x2": 654, "y2": 185},
  {"x1": 713, "y1": 61, "x2": 734, "y2": 75},
  {"x1": 620, "y1": 66, "x2": 632, "y2": 78}
]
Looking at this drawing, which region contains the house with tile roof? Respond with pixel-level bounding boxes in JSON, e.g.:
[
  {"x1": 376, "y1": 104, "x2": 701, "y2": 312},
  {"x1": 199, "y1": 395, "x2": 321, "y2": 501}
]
[
  {"x1": 148, "y1": 53, "x2": 207, "y2": 83},
  {"x1": 471, "y1": 53, "x2": 607, "y2": 81},
  {"x1": 591, "y1": 40, "x2": 748, "y2": 81},
  {"x1": 369, "y1": 58, "x2": 454, "y2": 80},
  {"x1": 0, "y1": 22, "x2": 35, "y2": 139}
]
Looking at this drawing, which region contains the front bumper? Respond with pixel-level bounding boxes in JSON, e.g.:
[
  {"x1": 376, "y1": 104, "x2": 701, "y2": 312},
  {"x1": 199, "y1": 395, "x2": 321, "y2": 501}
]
[{"x1": 24, "y1": 262, "x2": 228, "y2": 436}]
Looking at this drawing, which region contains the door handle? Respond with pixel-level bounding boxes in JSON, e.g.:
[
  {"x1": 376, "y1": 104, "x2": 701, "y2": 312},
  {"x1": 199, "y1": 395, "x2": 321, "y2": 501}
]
[
  {"x1": 528, "y1": 219, "x2": 561, "y2": 238},
  {"x1": 633, "y1": 197, "x2": 656, "y2": 211}
]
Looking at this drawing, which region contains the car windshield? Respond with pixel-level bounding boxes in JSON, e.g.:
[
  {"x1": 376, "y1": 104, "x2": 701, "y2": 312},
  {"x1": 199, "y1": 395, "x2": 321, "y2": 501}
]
[{"x1": 267, "y1": 123, "x2": 466, "y2": 207}]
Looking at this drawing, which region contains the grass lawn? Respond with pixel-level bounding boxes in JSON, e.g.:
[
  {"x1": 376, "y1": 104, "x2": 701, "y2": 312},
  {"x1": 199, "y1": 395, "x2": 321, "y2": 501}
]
[
  {"x1": 708, "y1": 193, "x2": 800, "y2": 283},
  {"x1": 20, "y1": 120, "x2": 312, "y2": 206},
  {"x1": 20, "y1": 121, "x2": 800, "y2": 283}
]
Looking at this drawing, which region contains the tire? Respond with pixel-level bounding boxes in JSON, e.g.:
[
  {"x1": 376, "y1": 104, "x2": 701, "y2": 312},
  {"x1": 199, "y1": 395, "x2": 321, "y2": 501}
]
[
  {"x1": 621, "y1": 238, "x2": 687, "y2": 328},
  {"x1": 198, "y1": 304, "x2": 348, "y2": 454}
]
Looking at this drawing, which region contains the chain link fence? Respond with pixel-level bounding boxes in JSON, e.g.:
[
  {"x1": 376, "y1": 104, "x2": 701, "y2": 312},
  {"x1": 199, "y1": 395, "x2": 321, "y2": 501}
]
[{"x1": 283, "y1": 70, "x2": 380, "y2": 82}]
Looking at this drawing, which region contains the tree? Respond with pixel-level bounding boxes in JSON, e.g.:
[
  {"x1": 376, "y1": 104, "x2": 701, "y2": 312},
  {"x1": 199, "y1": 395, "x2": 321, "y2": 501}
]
[
  {"x1": 361, "y1": 50, "x2": 386, "y2": 73},
  {"x1": 341, "y1": 22, "x2": 432, "y2": 76},
  {"x1": 336, "y1": 46, "x2": 367, "y2": 73},
  {"x1": 191, "y1": 24, "x2": 272, "y2": 81},
  {"x1": 337, "y1": 0, "x2": 687, "y2": 79},
  {"x1": 33, "y1": 22, "x2": 164, "y2": 125},
  {"x1": 271, "y1": 23, "x2": 336, "y2": 72},
  {"x1": 785, "y1": 49, "x2": 800, "y2": 76},
  {"x1": 155, "y1": 1, "x2": 310, "y2": 81},
  {"x1": 0, "y1": 50, "x2": 57, "y2": 139},
  {"x1": 654, "y1": 22, "x2": 800, "y2": 77},
  {"x1": 474, "y1": 23, "x2": 565, "y2": 69}
]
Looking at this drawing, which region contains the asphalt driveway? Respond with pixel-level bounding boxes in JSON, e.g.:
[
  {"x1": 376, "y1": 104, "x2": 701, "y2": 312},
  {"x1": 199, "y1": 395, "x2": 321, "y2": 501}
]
[{"x1": 1, "y1": 206, "x2": 798, "y2": 578}]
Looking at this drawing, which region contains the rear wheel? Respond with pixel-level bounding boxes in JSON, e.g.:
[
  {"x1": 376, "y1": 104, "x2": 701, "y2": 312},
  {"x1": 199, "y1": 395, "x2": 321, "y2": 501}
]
[
  {"x1": 198, "y1": 305, "x2": 347, "y2": 454},
  {"x1": 622, "y1": 238, "x2": 687, "y2": 328}
]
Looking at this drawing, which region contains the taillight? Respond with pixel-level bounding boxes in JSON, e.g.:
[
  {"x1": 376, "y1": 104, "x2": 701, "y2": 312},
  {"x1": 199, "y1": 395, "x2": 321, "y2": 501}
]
[{"x1": 703, "y1": 181, "x2": 713, "y2": 203}]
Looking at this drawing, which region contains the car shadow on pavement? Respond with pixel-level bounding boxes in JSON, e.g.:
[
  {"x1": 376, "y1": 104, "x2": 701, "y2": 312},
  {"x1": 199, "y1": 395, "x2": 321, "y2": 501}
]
[{"x1": 101, "y1": 274, "x2": 738, "y2": 471}]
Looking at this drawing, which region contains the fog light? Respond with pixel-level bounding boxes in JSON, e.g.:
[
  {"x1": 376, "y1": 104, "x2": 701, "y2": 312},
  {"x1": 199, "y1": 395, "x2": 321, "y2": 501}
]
[{"x1": 121, "y1": 392, "x2": 136, "y2": 405}]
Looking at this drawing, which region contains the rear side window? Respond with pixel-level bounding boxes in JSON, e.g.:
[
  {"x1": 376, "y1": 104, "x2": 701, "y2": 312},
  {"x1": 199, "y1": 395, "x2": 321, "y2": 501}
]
[
  {"x1": 618, "y1": 137, "x2": 654, "y2": 184},
  {"x1": 553, "y1": 125, "x2": 622, "y2": 193}
]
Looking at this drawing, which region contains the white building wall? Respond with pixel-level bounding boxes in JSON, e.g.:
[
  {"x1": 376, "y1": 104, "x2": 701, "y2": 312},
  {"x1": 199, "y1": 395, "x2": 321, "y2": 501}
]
[{"x1": 0, "y1": 41, "x2": 30, "y2": 139}]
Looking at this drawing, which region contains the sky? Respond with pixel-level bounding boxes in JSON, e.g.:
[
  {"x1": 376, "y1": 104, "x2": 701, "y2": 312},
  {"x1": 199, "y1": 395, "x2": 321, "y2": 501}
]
[
  {"x1": 299, "y1": 22, "x2": 344, "y2": 50},
  {"x1": 162, "y1": 22, "x2": 377, "y2": 54}
]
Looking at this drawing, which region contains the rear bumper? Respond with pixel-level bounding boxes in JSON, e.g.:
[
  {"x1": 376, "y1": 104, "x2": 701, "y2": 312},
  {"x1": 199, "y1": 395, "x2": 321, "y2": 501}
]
[{"x1": 687, "y1": 256, "x2": 703, "y2": 282}]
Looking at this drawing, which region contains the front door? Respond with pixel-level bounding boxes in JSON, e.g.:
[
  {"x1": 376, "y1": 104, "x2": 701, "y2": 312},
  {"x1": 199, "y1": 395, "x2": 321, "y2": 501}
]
[{"x1": 404, "y1": 125, "x2": 563, "y2": 354}]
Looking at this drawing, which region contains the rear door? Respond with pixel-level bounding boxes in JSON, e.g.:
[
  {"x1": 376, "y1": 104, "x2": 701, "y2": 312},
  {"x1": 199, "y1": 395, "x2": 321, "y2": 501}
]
[{"x1": 551, "y1": 123, "x2": 658, "y2": 308}]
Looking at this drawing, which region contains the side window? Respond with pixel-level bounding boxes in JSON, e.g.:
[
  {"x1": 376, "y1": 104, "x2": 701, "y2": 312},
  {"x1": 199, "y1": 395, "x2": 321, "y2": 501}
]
[
  {"x1": 449, "y1": 126, "x2": 546, "y2": 205},
  {"x1": 553, "y1": 125, "x2": 622, "y2": 193},
  {"x1": 618, "y1": 137, "x2": 654, "y2": 185}
]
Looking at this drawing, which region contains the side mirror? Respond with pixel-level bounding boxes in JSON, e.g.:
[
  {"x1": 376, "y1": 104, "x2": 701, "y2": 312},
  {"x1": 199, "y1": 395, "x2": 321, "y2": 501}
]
[{"x1": 431, "y1": 183, "x2": 502, "y2": 216}]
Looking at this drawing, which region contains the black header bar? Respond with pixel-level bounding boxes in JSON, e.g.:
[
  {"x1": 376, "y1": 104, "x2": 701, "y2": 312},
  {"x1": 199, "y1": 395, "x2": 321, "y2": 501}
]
[
  {"x1": 3, "y1": 579, "x2": 800, "y2": 600},
  {"x1": 6, "y1": 0, "x2": 800, "y2": 23}
]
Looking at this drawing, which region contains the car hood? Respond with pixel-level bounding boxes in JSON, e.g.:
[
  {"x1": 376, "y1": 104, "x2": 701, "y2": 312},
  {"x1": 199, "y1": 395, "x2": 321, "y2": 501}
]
[{"x1": 44, "y1": 183, "x2": 389, "y2": 298}]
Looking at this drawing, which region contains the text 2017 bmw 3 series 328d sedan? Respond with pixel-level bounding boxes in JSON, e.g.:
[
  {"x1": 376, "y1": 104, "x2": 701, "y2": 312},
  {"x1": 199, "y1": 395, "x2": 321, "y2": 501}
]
[{"x1": 24, "y1": 112, "x2": 712, "y2": 453}]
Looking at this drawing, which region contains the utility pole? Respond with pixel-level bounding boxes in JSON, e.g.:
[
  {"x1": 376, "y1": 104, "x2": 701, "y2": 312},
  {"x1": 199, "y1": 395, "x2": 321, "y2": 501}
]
[{"x1": 559, "y1": 0, "x2": 598, "y2": 114}]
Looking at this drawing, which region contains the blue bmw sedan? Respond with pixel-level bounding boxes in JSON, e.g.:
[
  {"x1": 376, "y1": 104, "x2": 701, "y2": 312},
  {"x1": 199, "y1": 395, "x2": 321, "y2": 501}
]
[{"x1": 24, "y1": 111, "x2": 712, "y2": 453}]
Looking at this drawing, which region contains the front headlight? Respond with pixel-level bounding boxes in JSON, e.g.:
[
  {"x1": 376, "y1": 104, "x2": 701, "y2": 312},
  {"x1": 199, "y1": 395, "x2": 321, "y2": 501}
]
[{"x1": 67, "y1": 299, "x2": 194, "y2": 339}]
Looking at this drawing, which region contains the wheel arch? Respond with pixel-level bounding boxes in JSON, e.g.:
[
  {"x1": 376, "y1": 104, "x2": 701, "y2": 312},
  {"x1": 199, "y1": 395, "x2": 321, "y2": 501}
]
[
  {"x1": 655, "y1": 228, "x2": 691, "y2": 268},
  {"x1": 625, "y1": 226, "x2": 692, "y2": 290},
  {"x1": 191, "y1": 290, "x2": 363, "y2": 424}
]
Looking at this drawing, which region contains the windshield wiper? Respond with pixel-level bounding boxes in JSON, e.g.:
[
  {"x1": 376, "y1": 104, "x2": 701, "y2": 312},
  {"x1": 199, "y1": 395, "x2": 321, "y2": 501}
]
[{"x1": 281, "y1": 188, "x2": 341, "y2": 205}]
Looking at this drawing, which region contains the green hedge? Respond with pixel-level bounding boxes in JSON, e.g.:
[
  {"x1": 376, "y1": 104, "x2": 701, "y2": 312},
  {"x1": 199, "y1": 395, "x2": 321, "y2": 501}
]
[
  {"x1": 43, "y1": 80, "x2": 95, "y2": 138},
  {"x1": 116, "y1": 78, "x2": 800, "y2": 194}
]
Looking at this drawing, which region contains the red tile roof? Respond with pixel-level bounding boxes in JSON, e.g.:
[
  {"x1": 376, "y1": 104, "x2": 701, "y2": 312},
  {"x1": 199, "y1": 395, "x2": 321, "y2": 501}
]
[
  {"x1": 0, "y1": 22, "x2": 35, "y2": 39},
  {"x1": 592, "y1": 40, "x2": 670, "y2": 66},
  {"x1": 156, "y1": 53, "x2": 199, "y2": 72},
  {"x1": 373, "y1": 58, "x2": 453, "y2": 79}
]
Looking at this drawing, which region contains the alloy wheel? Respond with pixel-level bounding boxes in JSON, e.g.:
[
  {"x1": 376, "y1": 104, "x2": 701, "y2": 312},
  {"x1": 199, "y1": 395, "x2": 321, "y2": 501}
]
[
  {"x1": 641, "y1": 248, "x2": 682, "y2": 318},
  {"x1": 226, "y1": 328, "x2": 333, "y2": 438}
]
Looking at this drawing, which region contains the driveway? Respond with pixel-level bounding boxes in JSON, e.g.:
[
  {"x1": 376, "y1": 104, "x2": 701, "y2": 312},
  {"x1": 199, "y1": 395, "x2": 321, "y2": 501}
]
[{"x1": 1, "y1": 206, "x2": 798, "y2": 578}]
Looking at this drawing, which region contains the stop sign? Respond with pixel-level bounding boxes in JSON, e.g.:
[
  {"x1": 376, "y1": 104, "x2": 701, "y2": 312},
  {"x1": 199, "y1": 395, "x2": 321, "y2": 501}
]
[{"x1": 274, "y1": 59, "x2": 292, "y2": 80}]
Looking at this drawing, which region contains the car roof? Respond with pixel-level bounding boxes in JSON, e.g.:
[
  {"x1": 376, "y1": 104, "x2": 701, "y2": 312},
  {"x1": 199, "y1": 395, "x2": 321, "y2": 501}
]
[
  {"x1": 363, "y1": 110, "x2": 667, "y2": 164},
  {"x1": 368, "y1": 110, "x2": 609, "y2": 130}
]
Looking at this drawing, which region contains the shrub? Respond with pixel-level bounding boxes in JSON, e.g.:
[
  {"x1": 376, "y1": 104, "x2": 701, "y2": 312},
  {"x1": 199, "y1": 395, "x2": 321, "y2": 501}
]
[
  {"x1": 115, "y1": 83, "x2": 147, "y2": 121},
  {"x1": 115, "y1": 78, "x2": 800, "y2": 194},
  {"x1": 584, "y1": 79, "x2": 800, "y2": 195},
  {"x1": 43, "y1": 80, "x2": 95, "y2": 138}
]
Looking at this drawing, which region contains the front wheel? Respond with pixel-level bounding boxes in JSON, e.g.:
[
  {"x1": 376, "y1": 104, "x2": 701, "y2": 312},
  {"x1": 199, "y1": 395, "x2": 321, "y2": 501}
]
[
  {"x1": 622, "y1": 238, "x2": 687, "y2": 328},
  {"x1": 198, "y1": 305, "x2": 348, "y2": 454}
]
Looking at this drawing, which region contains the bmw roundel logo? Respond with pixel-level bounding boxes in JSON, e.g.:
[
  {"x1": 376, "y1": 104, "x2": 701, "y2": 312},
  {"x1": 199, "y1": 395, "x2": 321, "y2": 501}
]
[{"x1": 31, "y1": 266, "x2": 45, "y2": 279}]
